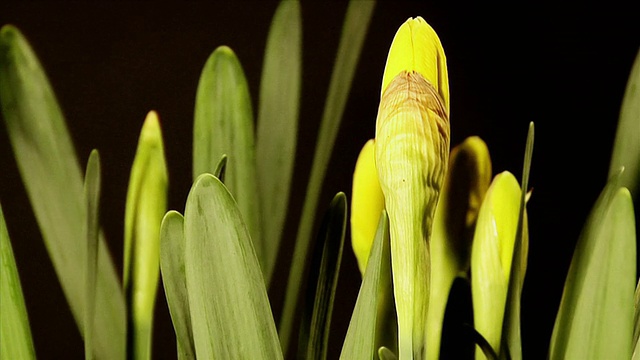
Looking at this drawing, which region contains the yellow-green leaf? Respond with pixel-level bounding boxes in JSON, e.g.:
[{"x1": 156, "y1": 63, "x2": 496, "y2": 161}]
[
  {"x1": 256, "y1": 0, "x2": 302, "y2": 286},
  {"x1": 0, "y1": 25, "x2": 125, "y2": 360},
  {"x1": 193, "y1": 46, "x2": 262, "y2": 270},
  {"x1": 549, "y1": 174, "x2": 636, "y2": 360},
  {"x1": 123, "y1": 111, "x2": 168, "y2": 360},
  {"x1": 184, "y1": 174, "x2": 282, "y2": 359},
  {"x1": 0, "y1": 203, "x2": 36, "y2": 360}
]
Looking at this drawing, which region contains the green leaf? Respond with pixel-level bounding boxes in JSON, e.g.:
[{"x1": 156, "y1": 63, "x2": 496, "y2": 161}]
[
  {"x1": 378, "y1": 346, "x2": 398, "y2": 360},
  {"x1": 213, "y1": 154, "x2": 228, "y2": 184},
  {"x1": 501, "y1": 122, "x2": 534, "y2": 360},
  {"x1": 279, "y1": 0, "x2": 376, "y2": 351},
  {"x1": 0, "y1": 203, "x2": 36, "y2": 360},
  {"x1": 256, "y1": 0, "x2": 302, "y2": 286},
  {"x1": 0, "y1": 25, "x2": 125, "y2": 360},
  {"x1": 123, "y1": 111, "x2": 168, "y2": 360},
  {"x1": 549, "y1": 173, "x2": 636, "y2": 359},
  {"x1": 184, "y1": 174, "x2": 282, "y2": 359},
  {"x1": 340, "y1": 211, "x2": 390, "y2": 360},
  {"x1": 298, "y1": 193, "x2": 347, "y2": 360},
  {"x1": 83, "y1": 150, "x2": 101, "y2": 360},
  {"x1": 633, "y1": 278, "x2": 640, "y2": 360},
  {"x1": 159, "y1": 211, "x2": 195, "y2": 360},
  {"x1": 609, "y1": 48, "x2": 640, "y2": 198},
  {"x1": 192, "y1": 46, "x2": 262, "y2": 269}
]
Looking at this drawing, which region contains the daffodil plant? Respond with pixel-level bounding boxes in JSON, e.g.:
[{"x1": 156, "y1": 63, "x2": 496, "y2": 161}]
[{"x1": 1, "y1": 1, "x2": 639, "y2": 360}]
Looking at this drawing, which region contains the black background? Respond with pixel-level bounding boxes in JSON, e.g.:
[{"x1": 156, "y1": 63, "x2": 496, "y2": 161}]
[{"x1": 1, "y1": 1, "x2": 639, "y2": 359}]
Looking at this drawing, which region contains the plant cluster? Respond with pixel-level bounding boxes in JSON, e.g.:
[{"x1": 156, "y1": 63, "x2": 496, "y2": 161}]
[{"x1": 1, "y1": 1, "x2": 639, "y2": 359}]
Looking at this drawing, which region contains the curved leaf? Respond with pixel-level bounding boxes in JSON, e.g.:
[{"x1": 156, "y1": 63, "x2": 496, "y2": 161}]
[{"x1": 184, "y1": 174, "x2": 282, "y2": 359}]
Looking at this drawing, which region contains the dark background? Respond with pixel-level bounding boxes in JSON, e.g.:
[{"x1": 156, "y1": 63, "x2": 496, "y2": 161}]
[{"x1": 1, "y1": 1, "x2": 638, "y2": 359}]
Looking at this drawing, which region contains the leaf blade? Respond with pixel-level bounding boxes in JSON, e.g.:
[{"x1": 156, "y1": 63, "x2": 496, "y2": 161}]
[
  {"x1": 184, "y1": 174, "x2": 282, "y2": 359},
  {"x1": 279, "y1": 1, "x2": 376, "y2": 351},
  {"x1": 256, "y1": 0, "x2": 302, "y2": 286},
  {"x1": 0, "y1": 24, "x2": 125, "y2": 360},
  {"x1": 0, "y1": 203, "x2": 36, "y2": 360}
]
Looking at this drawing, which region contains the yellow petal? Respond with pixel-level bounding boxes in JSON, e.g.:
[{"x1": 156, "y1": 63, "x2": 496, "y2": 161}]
[
  {"x1": 350, "y1": 139, "x2": 385, "y2": 275},
  {"x1": 381, "y1": 16, "x2": 449, "y2": 114}
]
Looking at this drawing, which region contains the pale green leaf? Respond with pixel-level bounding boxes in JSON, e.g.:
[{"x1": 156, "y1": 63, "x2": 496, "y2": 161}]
[
  {"x1": 633, "y1": 278, "x2": 640, "y2": 360},
  {"x1": 123, "y1": 111, "x2": 168, "y2": 360},
  {"x1": 159, "y1": 211, "x2": 195, "y2": 360},
  {"x1": 501, "y1": 122, "x2": 534, "y2": 360},
  {"x1": 0, "y1": 24, "x2": 125, "y2": 360},
  {"x1": 83, "y1": 149, "x2": 101, "y2": 360},
  {"x1": 340, "y1": 211, "x2": 390, "y2": 360},
  {"x1": 299, "y1": 193, "x2": 347, "y2": 360},
  {"x1": 213, "y1": 154, "x2": 227, "y2": 183},
  {"x1": 192, "y1": 46, "x2": 262, "y2": 268},
  {"x1": 280, "y1": 0, "x2": 376, "y2": 351},
  {"x1": 378, "y1": 346, "x2": 397, "y2": 360},
  {"x1": 549, "y1": 174, "x2": 636, "y2": 360},
  {"x1": 0, "y1": 203, "x2": 36, "y2": 360},
  {"x1": 184, "y1": 174, "x2": 282, "y2": 359},
  {"x1": 256, "y1": 0, "x2": 302, "y2": 286},
  {"x1": 609, "y1": 48, "x2": 640, "y2": 198}
]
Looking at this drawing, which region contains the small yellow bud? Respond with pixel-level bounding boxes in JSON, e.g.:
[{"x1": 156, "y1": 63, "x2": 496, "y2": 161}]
[{"x1": 351, "y1": 139, "x2": 385, "y2": 275}]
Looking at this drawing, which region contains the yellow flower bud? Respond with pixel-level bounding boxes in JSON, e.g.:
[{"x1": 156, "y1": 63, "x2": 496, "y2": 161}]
[
  {"x1": 375, "y1": 17, "x2": 449, "y2": 359},
  {"x1": 470, "y1": 171, "x2": 528, "y2": 359},
  {"x1": 427, "y1": 136, "x2": 492, "y2": 360},
  {"x1": 351, "y1": 139, "x2": 385, "y2": 275}
]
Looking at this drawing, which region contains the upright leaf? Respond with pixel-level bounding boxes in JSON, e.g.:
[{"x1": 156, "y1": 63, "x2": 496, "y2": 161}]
[
  {"x1": 184, "y1": 174, "x2": 282, "y2": 359},
  {"x1": 192, "y1": 46, "x2": 262, "y2": 268},
  {"x1": 83, "y1": 150, "x2": 101, "y2": 360},
  {"x1": 609, "y1": 48, "x2": 640, "y2": 198},
  {"x1": 280, "y1": 1, "x2": 376, "y2": 351},
  {"x1": 256, "y1": 0, "x2": 302, "y2": 285},
  {"x1": 0, "y1": 25, "x2": 125, "y2": 359},
  {"x1": 159, "y1": 211, "x2": 195, "y2": 360},
  {"x1": 123, "y1": 111, "x2": 168, "y2": 360},
  {"x1": 340, "y1": 212, "x2": 390, "y2": 360},
  {"x1": 501, "y1": 122, "x2": 534, "y2": 360},
  {"x1": 0, "y1": 203, "x2": 36, "y2": 360},
  {"x1": 549, "y1": 173, "x2": 636, "y2": 360},
  {"x1": 298, "y1": 193, "x2": 347, "y2": 360}
]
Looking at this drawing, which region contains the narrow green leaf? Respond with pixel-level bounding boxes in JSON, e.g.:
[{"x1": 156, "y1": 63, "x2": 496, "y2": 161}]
[
  {"x1": 280, "y1": 1, "x2": 376, "y2": 351},
  {"x1": 256, "y1": 0, "x2": 302, "y2": 286},
  {"x1": 0, "y1": 203, "x2": 36, "y2": 360},
  {"x1": 298, "y1": 193, "x2": 347, "y2": 360},
  {"x1": 214, "y1": 154, "x2": 228, "y2": 184},
  {"x1": 0, "y1": 25, "x2": 125, "y2": 359},
  {"x1": 465, "y1": 324, "x2": 499, "y2": 360},
  {"x1": 184, "y1": 174, "x2": 282, "y2": 359},
  {"x1": 549, "y1": 173, "x2": 636, "y2": 359},
  {"x1": 609, "y1": 48, "x2": 640, "y2": 198},
  {"x1": 83, "y1": 150, "x2": 101, "y2": 360},
  {"x1": 501, "y1": 122, "x2": 534, "y2": 360},
  {"x1": 340, "y1": 211, "x2": 390, "y2": 360},
  {"x1": 633, "y1": 278, "x2": 640, "y2": 360},
  {"x1": 378, "y1": 346, "x2": 398, "y2": 360},
  {"x1": 159, "y1": 211, "x2": 195, "y2": 360},
  {"x1": 192, "y1": 46, "x2": 262, "y2": 269},
  {"x1": 123, "y1": 111, "x2": 168, "y2": 360}
]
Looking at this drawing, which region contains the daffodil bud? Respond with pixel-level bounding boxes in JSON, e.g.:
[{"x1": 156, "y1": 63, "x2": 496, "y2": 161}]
[
  {"x1": 351, "y1": 139, "x2": 385, "y2": 275},
  {"x1": 427, "y1": 136, "x2": 492, "y2": 360},
  {"x1": 470, "y1": 171, "x2": 528, "y2": 359},
  {"x1": 375, "y1": 17, "x2": 449, "y2": 360},
  {"x1": 123, "y1": 111, "x2": 169, "y2": 360}
]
